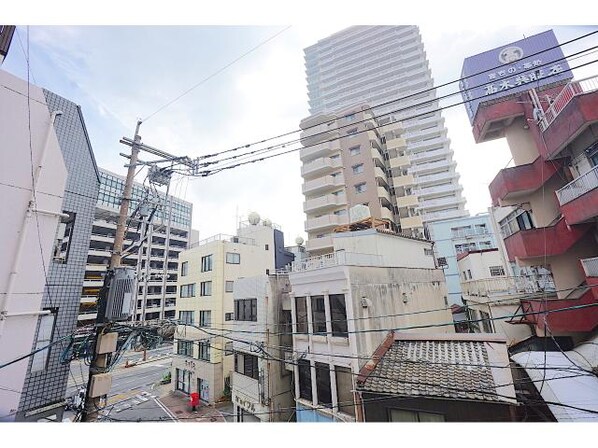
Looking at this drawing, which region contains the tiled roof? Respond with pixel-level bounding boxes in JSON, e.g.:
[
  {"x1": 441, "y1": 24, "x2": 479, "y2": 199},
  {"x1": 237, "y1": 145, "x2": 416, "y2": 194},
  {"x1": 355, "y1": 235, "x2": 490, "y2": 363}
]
[{"x1": 358, "y1": 336, "x2": 512, "y2": 403}]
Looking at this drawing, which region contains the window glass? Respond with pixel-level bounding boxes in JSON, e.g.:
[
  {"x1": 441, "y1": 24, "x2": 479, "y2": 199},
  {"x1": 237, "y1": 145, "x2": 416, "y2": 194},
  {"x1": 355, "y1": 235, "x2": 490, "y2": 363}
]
[
  {"x1": 295, "y1": 297, "x2": 308, "y2": 333},
  {"x1": 201, "y1": 255, "x2": 213, "y2": 272},
  {"x1": 298, "y1": 360, "x2": 312, "y2": 401},
  {"x1": 355, "y1": 183, "x2": 367, "y2": 193},
  {"x1": 31, "y1": 309, "x2": 57, "y2": 372},
  {"x1": 225, "y1": 281, "x2": 234, "y2": 293},
  {"x1": 200, "y1": 281, "x2": 212, "y2": 296},
  {"x1": 311, "y1": 296, "x2": 327, "y2": 334},
  {"x1": 226, "y1": 252, "x2": 241, "y2": 264},
  {"x1": 181, "y1": 261, "x2": 188, "y2": 276},
  {"x1": 199, "y1": 311, "x2": 211, "y2": 327},
  {"x1": 335, "y1": 366, "x2": 355, "y2": 416},
  {"x1": 329, "y1": 294, "x2": 348, "y2": 337}
]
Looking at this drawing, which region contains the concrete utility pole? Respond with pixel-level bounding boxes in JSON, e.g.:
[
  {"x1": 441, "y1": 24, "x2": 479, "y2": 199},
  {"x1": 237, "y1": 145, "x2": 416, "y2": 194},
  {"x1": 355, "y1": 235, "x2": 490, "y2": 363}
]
[{"x1": 81, "y1": 120, "x2": 142, "y2": 422}]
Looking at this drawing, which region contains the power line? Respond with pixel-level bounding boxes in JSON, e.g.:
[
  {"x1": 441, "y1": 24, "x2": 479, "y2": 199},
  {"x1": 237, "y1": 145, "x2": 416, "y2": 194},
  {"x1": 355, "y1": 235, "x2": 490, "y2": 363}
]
[
  {"x1": 142, "y1": 26, "x2": 292, "y2": 123},
  {"x1": 194, "y1": 30, "x2": 598, "y2": 165}
]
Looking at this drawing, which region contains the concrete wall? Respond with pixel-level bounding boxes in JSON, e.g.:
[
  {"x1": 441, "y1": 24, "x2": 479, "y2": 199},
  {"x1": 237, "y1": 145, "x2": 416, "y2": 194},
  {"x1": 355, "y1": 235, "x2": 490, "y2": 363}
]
[
  {"x1": 458, "y1": 250, "x2": 505, "y2": 281},
  {"x1": 0, "y1": 70, "x2": 67, "y2": 421}
]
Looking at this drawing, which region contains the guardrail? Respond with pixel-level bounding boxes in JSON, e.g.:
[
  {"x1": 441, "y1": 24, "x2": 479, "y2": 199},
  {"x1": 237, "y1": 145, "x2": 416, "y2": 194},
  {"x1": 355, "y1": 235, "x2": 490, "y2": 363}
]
[
  {"x1": 461, "y1": 275, "x2": 555, "y2": 297},
  {"x1": 556, "y1": 164, "x2": 598, "y2": 205},
  {"x1": 289, "y1": 251, "x2": 384, "y2": 273},
  {"x1": 581, "y1": 257, "x2": 598, "y2": 277}
]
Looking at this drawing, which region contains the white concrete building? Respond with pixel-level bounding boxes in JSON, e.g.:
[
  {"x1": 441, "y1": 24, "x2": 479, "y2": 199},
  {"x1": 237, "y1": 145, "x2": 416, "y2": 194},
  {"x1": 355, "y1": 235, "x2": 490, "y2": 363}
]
[
  {"x1": 0, "y1": 69, "x2": 67, "y2": 420},
  {"x1": 287, "y1": 228, "x2": 453, "y2": 422},
  {"x1": 172, "y1": 218, "x2": 294, "y2": 404},
  {"x1": 301, "y1": 26, "x2": 467, "y2": 247},
  {"x1": 230, "y1": 275, "x2": 294, "y2": 422}
]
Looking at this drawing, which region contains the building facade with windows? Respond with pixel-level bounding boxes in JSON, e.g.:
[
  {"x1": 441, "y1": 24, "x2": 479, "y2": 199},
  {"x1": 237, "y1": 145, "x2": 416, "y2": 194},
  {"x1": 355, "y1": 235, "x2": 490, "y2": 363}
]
[
  {"x1": 462, "y1": 30, "x2": 598, "y2": 341},
  {"x1": 301, "y1": 26, "x2": 467, "y2": 251},
  {"x1": 79, "y1": 168, "x2": 192, "y2": 326},
  {"x1": 0, "y1": 70, "x2": 68, "y2": 421},
  {"x1": 230, "y1": 275, "x2": 294, "y2": 422},
  {"x1": 16, "y1": 88, "x2": 100, "y2": 421},
  {"x1": 172, "y1": 218, "x2": 294, "y2": 404},
  {"x1": 287, "y1": 228, "x2": 453, "y2": 422},
  {"x1": 427, "y1": 213, "x2": 500, "y2": 305}
]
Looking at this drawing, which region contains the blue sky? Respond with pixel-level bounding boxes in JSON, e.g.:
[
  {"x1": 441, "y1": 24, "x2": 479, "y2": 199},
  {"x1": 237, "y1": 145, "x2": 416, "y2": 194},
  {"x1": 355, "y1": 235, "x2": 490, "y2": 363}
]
[{"x1": 3, "y1": 4, "x2": 597, "y2": 245}]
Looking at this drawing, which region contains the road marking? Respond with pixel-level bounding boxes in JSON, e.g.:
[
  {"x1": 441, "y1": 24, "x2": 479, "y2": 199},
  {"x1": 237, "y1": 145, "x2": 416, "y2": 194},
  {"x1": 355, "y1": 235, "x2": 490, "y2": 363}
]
[{"x1": 154, "y1": 398, "x2": 178, "y2": 422}]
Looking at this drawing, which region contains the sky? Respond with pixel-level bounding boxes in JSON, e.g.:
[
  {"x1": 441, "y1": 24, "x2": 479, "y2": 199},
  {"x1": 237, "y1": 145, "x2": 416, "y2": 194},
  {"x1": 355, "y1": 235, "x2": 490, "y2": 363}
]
[{"x1": 3, "y1": 4, "x2": 598, "y2": 251}]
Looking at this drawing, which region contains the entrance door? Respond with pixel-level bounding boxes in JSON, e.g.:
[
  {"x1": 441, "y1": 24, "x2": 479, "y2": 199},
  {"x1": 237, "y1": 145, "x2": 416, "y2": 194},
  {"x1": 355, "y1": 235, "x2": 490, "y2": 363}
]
[{"x1": 198, "y1": 378, "x2": 210, "y2": 402}]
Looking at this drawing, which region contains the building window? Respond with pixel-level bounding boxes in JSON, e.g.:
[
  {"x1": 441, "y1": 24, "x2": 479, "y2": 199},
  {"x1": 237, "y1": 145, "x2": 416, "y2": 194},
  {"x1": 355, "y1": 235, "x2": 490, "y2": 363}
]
[
  {"x1": 355, "y1": 182, "x2": 367, "y2": 194},
  {"x1": 480, "y1": 310, "x2": 494, "y2": 333},
  {"x1": 467, "y1": 269, "x2": 472, "y2": 280},
  {"x1": 295, "y1": 296, "x2": 308, "y2": 333},
  {"x1": 298, "y1": 360, "x2": 312, "y2": 401},
  {"x1": 424, "y1": 248, "x2": 434, "y2": 256},
  {"x1": 177, "y1": 340, "x2": 194, "y2": 357},
  {"x1": 175, "y1": 368, "x2": 191, "y2": 393},
  {"x1": 31, "y1": 308, "x2": 57, "y2": 373},
  {"x1": 225, "y1": 342, "x2": 234, "y2": 356},
  {"x1": 345, "y1": 113, "x2": 356, "y2": 122},
  {"x1": 235, "y1": 352, "x2": 259, "y2": 379},
  {"x1": 181, "y1": 261, "x2": 189, "y2": 277},
  {"x1": 349, "y1": 145, "x2": 361, "y2": 156},
  {"x1": 180, "y1": 283, "x2": 195, "y2": 298},
  {"x1": 199, "y1": 310, "x2": 211, "y2": 327},
  {"x1": 201, "y1": 255, "x2": 213, "y2": 272},
  {"x1": 329, "y1": 294, "x2": 348, "y2": 337},
  {"x1": 265, "y1": 244, "x2": 269, "y2": 251},
  {"x1": 225, "y1": 281, "x2": 234, "y2": 293},
  {"x1": 315, "y1": 363, "x2": 332, "y2": 406},
  {"x1": 179, "y1": 310, "x2": 194, "y2": 325},
  {"x1": 335, "y1": 366, "x2": 355, "y2": 416},
  {"x1": 225, "y1": 312, "x2": 234, "y2": 321},
  {"x1": 489, "y1": 266, "x2": 505, "y2": 277},
  {"x1": 352, "y1": 164, "x2": 364, "y2": 174},
  {"x1": 226, "y1": 252, "x2": 241, "y2": 264},
  {"x1": 200, "y1": 281, "x2": 212, "y2": 296},
  {"x1": 52, "y1": 212, "x2": 76, "y2": 264},
  {"x1": 389, "y1": 409, "x2": 445, "y2": 422},
  {"x1": 198, "y1": 340, "x2": 210, "y2": 361},
  {"x1": 346, "y1": 127, "x2": 358, "y2": 135},
  {"x1": 311, "y1": 296, "x2": 327, "y2": 335},
  {"x1": 235, "y1": 298, "x2": 257, "y2": 321}
]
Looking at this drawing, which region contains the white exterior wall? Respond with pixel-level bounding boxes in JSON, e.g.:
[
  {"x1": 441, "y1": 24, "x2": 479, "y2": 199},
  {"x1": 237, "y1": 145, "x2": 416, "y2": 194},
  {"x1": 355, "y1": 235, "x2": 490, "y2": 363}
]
[
  {"x1": 0, "y1": 70, "x2": 67, "y2": 420},
  {"x1": 457, "y1": 250, "x2": 505, "y2": 282}
]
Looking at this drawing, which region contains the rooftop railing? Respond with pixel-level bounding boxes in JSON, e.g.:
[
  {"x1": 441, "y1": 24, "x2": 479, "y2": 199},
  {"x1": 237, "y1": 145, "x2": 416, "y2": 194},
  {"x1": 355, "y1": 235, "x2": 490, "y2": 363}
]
[{"x1": 289, "y1": 251, "x2": 384, "y2": 273}]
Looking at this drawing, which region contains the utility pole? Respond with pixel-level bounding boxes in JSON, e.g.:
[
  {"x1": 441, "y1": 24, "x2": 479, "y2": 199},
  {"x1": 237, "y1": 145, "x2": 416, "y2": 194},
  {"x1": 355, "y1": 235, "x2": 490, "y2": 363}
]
[{"x1": 81, "y1": 120, "x2": 142, "y2": 422}]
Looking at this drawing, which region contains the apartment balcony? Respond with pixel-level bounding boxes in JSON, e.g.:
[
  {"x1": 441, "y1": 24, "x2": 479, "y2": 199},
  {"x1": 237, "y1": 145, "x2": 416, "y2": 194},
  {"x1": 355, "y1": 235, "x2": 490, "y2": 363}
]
[
  {"x1": 302, "y1": 174, "x2": 345, "y2": 195},
  {"x1": 414, "y1": 183, "x2": 463, "y2": 198},
  {"x1": 556, "y1": 165, "x2": 598, "y2": 225},
  {"x1": 396, "y1": 195, "x2": 419, "y2": 208},
  {"x1": 422, "y1": 208, "x2": 469, "y2": 223},
  {"x1": 88, "y1": 248, "x2": 111, "y2": 258},
  {"x1": 83, "y1": 279, "x2": 103, "y2": 288},
  {"x1": 393, "y1": 174, "x2": 415, "y2": 188},
  {"x1": 305, "y1": 236, "x2": 334, "y2": 253},
  {"x1": 502, "y1": 217, "x2": 592, "y2": 262},
  {"x1": 410, "y1": 159, "x2": 456, "y2": 176},
  {"x1": 488, "y1": 157, "x2": 565, "y2": 206},
  {"x1": 389, "y1": 155, "x2": 410, "y2": 169},
  {"x1": 407, "y1": 136, "x2": 449, "y2": 151},
  {"x1": 403, "y1": 114, "x2": 441, "y2": 130},
  {"x1": 377, "y1": 186, "x2": 392, "y2": 204},
  {"x1": 417, "y1": 196, "x2": 466, "y2": 211},
  {"x1": 539, "y1": 76, "x2": 598, "y2": 160},
  {"x1": 305, "y1": 214, "x2": 349, "y2": 233},
  {"x1": 374, "y1": 166, "x2": 389, "y2": 184},
  {"x1": 416, "y1": 171, "x2": 459, "y2": 187},
  {"x1": 400, "y1": 215, "x2": 423, "y2": 230},
  {"x1": 86, "y1": 264, "x2": 108, "y2": 272},
  {"x1": 290, "y1": 251, "x2": 384, "y2": 273},
  {"x1": 304, "y1": 193, "x2": 347, "y2": 214},
  {"x1": 370, "y1": 146, "x2": 385, "y2": 165},
  {"x1": 301, "y1": 156, "x2": 342, "y2": 178},
  {"x1": 409, "y1": 147, "x2": 453, "y2": 164},
  {"x1": 380, "y1": 207, "x2": 394, "y2": 222},
  {"x1": 300, "y1": 123, "x2": 340, "y2": 148},
  {"x1": 300, "y1": 139, "x2": 341, "y2": 162},
  {"x1": 518, "y1": 288, "x2": 598, "y2": 333},
  {"x1": 462, "y1": 274, "x2": 555, "y2": 298}
]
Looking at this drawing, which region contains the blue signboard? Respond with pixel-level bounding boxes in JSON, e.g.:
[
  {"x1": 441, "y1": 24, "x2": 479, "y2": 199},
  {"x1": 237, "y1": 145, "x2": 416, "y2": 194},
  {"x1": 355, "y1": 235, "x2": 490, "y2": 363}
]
[{"x1": 460, "y1": 30, "x2": 573, "y2": 124}]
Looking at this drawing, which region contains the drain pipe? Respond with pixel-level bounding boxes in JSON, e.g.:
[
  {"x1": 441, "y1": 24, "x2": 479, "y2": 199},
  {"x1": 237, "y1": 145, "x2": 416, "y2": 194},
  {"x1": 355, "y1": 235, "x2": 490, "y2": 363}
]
[{"x1": 0, "y1": 110, "x2": 63, "y2": 335}]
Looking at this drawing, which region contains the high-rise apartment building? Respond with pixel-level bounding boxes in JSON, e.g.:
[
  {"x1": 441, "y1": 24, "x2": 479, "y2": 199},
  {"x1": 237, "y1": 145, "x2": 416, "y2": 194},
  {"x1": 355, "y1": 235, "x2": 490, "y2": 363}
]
[
  {"x1": 79, "y1": 168, "x2": 192, "y2": 326},
  {"x1": 301, "y1": 26, "x2": 467, "y2": 252}
]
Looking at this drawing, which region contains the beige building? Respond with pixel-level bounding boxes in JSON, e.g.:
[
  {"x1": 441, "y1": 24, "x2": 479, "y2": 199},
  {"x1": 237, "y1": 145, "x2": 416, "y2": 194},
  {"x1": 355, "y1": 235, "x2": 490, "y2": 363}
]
[
  {"x1": 288, "y1": 227, "x2": 453, "y2": 422},
  {"x1": 230, "y1": 275, "x2": 294, "y2": 422},
  {"x1": 301, "y1": 26, "x2": 468, "y2": 252},
  {"x1": 171, "y1": 218, "x2": 293, "y2": 404}
]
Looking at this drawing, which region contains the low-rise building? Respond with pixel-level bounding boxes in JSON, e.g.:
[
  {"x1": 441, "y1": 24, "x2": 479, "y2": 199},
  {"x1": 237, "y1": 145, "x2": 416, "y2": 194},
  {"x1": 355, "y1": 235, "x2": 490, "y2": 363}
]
[
  {"x1": 230, "y1": 275, "x2": 294, "y2": 422},
  {"x1": 288, "y1": 225, "x2": 453, "y2": 422},
  {"x1": 172, "y1": 217, "x2": 293, "y2": 405}
]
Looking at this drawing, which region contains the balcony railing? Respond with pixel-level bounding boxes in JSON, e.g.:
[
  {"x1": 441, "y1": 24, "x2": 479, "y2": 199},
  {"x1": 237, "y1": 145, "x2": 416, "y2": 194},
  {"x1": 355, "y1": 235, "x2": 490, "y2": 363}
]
[
  {"x1": 556, "y1": 165, "x2": 598, "y2": 205},
  {"x1": 539, "y1": 75, "x2": 598, "y2": 131},
  {"x1": 461, "y1": 275, "x2": 555, "y2": 297},
  {"x1": 290, "y1": 251, "x2": 383, "y2": 273},
  {"x1": 189, "y1": 234, "x2": 256, "y2": 249},
  {"x1": 581, "y1": 257, "x2": 598, "y2": 277}
]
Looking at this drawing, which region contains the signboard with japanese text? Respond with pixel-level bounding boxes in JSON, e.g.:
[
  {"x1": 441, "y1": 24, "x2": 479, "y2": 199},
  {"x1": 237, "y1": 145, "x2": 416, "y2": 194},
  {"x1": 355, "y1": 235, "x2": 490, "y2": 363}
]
[{"x1": 460, "y1": 30, "x2": 573, "y2": 124}]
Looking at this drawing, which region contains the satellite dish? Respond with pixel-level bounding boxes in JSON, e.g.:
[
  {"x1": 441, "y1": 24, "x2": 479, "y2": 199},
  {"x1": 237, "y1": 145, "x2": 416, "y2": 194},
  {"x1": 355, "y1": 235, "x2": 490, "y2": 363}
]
[
  {"x1": 248, "y1": 212, "x2": 260, "y2": 225},
  {"x1": 295, "y1": 236, "x2": 304, "y2": 246},
  {"x1": 263, "y1": 218, "x2": 272, "y2": 227}
]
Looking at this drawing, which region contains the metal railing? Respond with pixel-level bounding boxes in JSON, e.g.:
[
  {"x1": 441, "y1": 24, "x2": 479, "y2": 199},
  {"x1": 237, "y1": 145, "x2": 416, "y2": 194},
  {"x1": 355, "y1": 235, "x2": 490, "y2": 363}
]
[
  {"x1": 289, "y1": 251, "x2": 384, "y2": 273},
  {"x1": 461, "y1": 274, "x2": 556, "y2": 297},
  {"x1": 556, "y1": 164, "x2": 598, "y2": 205},
  {"x1": 189, "y1": 234, "x2": 256, "y2": 249},
  {"x1": 581, "y1": 257, "x2": 598, "y2": 277},
  {"x1": 539, "y1": 75, "x2": 598, "y2": 131}
]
